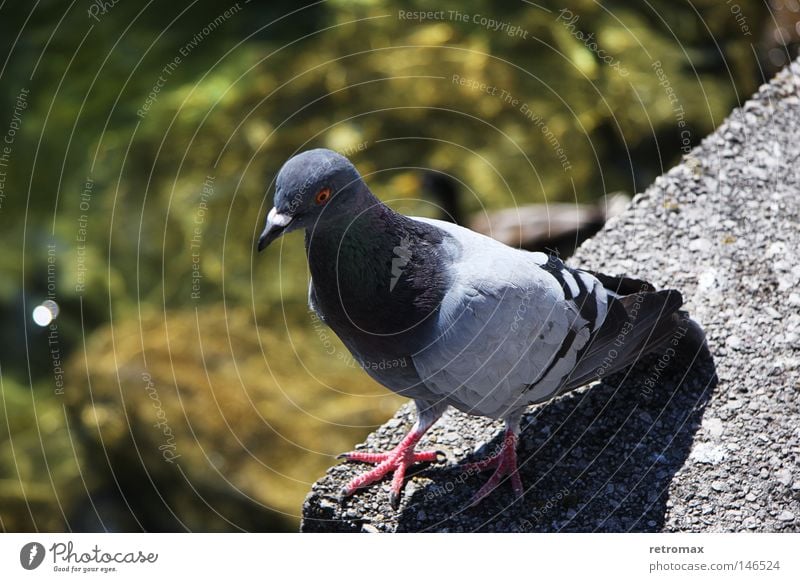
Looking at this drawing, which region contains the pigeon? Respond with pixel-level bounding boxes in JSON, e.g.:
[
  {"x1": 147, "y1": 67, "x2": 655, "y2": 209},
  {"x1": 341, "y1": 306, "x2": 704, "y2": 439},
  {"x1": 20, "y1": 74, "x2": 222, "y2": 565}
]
[{"x1": 258, "y1": 148, "x2": 687, "y2": 508}]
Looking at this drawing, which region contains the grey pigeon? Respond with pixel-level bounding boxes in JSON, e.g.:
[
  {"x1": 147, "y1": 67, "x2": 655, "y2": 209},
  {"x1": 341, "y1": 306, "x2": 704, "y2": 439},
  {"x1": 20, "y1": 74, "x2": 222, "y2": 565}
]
[{"x1": 258, "y1": 149, "x2": 687, "y2": 508}]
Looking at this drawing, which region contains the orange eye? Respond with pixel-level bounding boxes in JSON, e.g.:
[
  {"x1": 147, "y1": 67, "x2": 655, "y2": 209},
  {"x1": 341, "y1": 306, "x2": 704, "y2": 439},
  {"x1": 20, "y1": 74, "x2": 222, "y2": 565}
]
[{"x1": 315, "y1": 187, "x2": 331, "y2": 205}]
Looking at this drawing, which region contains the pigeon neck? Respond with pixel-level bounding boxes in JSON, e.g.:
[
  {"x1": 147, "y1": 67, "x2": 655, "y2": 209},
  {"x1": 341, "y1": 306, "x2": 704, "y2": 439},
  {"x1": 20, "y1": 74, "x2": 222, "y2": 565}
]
[
  {"x1": 304, "y1": 190, "x2": 448, "y2": 342},
  {"x1": 304, "y1": 190, "x2": 418, "y2": 305},
  {"x1": 306, "y1": 191, "x2": 400, "y2": 262},
  {"x1": 350, "y1": 183, "x2": 397, "y2": 222},
  {"x1": 312, "y1": 184, "x2": 402, "y2": 239}
]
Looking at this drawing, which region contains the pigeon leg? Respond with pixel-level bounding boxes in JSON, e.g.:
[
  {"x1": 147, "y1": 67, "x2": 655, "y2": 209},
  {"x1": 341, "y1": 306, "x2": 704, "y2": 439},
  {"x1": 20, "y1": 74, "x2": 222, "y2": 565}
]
[
  {"x1": 339, "y1": 400, "x2": 446, "y2": 508},
  {"x1": 462, "y1": 418, "x2": 524, "y2": 506}
]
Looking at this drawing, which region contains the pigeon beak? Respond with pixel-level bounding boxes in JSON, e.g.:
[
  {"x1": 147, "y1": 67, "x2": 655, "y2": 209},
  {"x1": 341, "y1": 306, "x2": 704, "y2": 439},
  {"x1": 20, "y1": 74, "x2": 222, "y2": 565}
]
[{"x1": 257, "y1": 207, "x2": 293, "y2": 251}]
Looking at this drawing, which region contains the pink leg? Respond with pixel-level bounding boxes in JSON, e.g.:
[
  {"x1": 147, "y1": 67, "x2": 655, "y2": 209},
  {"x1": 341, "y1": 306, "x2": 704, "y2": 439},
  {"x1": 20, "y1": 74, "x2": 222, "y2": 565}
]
[
  {"x1": 462, "y1": 427, "x2": 524, "y2": 506},
  {"x1": 339, "y1": 409, "x2": 445, "y2": 508}
]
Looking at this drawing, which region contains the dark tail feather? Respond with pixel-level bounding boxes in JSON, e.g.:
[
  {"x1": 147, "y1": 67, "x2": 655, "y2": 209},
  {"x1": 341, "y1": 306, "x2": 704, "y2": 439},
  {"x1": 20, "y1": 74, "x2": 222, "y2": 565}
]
[
  {"x1": 583, "y1": 270, "x2": 655, "y2": 295},
  {"x1": 561, "y1": 288, "x2": 685, "y2": 392}
]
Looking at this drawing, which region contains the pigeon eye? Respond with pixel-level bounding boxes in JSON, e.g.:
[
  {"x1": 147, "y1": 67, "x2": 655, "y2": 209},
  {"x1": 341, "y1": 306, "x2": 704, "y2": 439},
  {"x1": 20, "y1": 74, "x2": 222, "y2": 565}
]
[{"x1": 315, "y1": 188, "x2": 331, "y2": 205}]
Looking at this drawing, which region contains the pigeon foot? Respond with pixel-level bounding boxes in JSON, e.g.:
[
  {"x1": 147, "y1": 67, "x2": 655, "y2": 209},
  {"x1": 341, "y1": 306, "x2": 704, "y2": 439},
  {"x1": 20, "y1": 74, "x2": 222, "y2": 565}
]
[
  {"x1": 338, "y1": 429, "x2": 444, "y2": 509},
  {"x1": 462, "y1": 428, "x2": 523, "y2": 506}
]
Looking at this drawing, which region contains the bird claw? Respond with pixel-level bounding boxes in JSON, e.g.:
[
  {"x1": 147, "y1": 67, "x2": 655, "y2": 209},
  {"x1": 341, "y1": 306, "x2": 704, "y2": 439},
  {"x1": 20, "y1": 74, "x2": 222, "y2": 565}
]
[
  {"x1": 467, "y1": 467, "x2": 524, "y2": 507},
  {"x1": 463, "y1": 429, "x2": 524, "y2": 507},
  {"x1": 337, "y1": 448, "x2": 444, "y2": 465},
  {"x1": 337, "y1": 440, "x2": 444, "y2": 508}
]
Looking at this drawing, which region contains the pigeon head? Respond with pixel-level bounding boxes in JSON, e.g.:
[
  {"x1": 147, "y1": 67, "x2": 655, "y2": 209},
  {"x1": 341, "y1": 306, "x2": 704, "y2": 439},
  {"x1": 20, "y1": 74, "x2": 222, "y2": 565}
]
[{"x1": 258, "y1": 149, "x2": 366, "y2": 250}]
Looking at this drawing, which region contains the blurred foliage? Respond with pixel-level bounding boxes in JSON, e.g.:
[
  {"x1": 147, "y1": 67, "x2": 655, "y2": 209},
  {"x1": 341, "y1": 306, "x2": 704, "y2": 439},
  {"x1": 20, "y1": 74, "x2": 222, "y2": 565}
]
[
  {"x1": 62, "y1": 307, "x2": 401, "y2": 530},
  {"x1": 0, "y1": 375, "x2": 84, "y2": 531},
  {"x1": 0, "y1": 0, "x2": 777, "y2": 530}
]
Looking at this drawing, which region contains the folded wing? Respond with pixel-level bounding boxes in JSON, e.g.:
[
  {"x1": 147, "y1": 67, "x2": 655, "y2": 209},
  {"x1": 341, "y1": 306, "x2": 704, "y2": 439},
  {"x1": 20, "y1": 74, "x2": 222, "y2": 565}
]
[{"x1": 410, "y1": 218, "x2": 683, "y2": 419}]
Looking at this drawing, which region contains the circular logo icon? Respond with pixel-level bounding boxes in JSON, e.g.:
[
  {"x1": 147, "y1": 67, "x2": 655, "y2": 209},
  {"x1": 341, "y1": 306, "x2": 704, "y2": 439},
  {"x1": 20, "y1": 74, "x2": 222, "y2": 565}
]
[{"x1": 20, "y1": 542, "x2": 45, "y2": 570}]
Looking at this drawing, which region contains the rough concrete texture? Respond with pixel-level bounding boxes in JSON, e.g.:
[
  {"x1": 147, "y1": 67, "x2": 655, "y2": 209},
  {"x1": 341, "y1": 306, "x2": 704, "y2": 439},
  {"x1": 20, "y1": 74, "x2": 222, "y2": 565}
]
[{"x1": 301, "y1": 60, "x2": 800, "y2": 532}]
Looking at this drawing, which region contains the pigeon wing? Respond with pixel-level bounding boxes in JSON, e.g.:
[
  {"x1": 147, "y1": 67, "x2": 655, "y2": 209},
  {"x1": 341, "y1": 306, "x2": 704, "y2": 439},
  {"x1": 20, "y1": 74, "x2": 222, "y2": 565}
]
[{"x1": 409, "y1": 218, "x2": 609, "y2": 419}]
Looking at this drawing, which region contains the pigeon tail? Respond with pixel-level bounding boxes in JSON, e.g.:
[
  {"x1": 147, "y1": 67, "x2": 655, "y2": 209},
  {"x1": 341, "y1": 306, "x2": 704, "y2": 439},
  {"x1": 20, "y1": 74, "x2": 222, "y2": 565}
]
[{"x1": 560, "y1": 285, "x2": 686, "y2": 392}]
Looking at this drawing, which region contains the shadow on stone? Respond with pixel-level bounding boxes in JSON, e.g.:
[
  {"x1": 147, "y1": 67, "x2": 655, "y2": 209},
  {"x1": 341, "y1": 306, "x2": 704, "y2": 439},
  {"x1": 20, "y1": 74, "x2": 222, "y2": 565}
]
[{"x1": 395, "y1": 336, "x2": 717, "y2": 532}]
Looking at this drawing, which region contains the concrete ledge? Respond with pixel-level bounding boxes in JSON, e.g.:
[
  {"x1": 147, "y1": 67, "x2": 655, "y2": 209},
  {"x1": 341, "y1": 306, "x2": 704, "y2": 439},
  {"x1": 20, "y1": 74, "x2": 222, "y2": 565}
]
[{"x1": 301, "y1": 60, "x2": 800, "y2": 532}]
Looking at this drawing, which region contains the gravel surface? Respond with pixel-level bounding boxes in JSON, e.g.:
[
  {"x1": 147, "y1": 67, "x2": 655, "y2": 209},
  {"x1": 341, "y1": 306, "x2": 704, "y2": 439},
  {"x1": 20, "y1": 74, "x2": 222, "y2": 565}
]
[{"x1": 301, "y1": 60, "x2": 800, "y2": 532}]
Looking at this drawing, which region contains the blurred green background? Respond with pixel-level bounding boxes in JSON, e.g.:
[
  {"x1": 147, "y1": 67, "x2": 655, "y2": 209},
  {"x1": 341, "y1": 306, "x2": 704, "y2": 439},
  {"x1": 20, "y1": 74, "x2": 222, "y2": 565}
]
[{"x1": 0, "y1": 0, "x2": 794, "y2": 531}]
